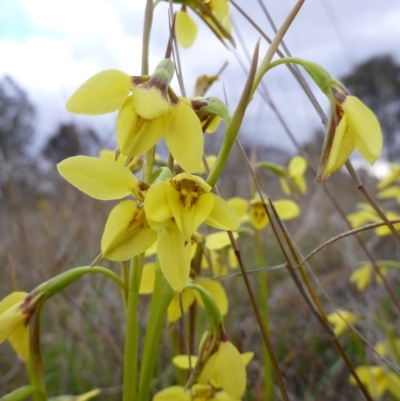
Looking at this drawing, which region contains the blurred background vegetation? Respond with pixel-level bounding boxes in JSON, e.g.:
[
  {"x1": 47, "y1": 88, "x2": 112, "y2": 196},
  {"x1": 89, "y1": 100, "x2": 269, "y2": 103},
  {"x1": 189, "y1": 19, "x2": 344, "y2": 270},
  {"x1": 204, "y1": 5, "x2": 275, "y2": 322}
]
[{"x1": 1, "y1": 54, "x2": 400, "y2": 400}]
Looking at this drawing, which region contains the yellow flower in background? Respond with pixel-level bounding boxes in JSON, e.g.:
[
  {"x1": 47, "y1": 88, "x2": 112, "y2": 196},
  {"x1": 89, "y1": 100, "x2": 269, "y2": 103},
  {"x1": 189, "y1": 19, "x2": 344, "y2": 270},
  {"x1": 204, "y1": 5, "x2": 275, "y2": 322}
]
[
  {"x1": 327, "y1": 310, "x2": 357, "y2": 337},
  {"x1": 350, "y1": 365, "x2": 400, "y2": 399},
  {"x1": 66, "y1": 60, "x2": 203, "y2": 173},
  {"x1": 144, "y1": 173, "x2": 239, "y2": 291},
  {"x1": 349, "y1": 262, "x2": 387, "y2": 292},
  {"x1": 175, "y1": 1, "x2": 233, "y2": 49},
  {"x1": 0, "y1": 292, "x2": 30, "y2": 362},
  {"x1": 248, "y1": 196, "x2": 300, "y2": 231},
  {"x1": 374, "y1": 339, "x2": 400, "y2": 361},
  {"x1": 377, "y1": 185, "x2": 400, "y2": 204},
  {"x1": 198, "y1": 155, "x2": 217, "y2": 175},
  {"x1": 316, "y1": 91, "x2": 382, "y2": 182},
  {"x1": 376, "y1": 163, "x2": 400, "y2": 189},
  {"x1": 176, "y1": 7, "x2": 199, "y2": 49},
  {"x1": 347, "y1": 203, "x2": 400, "y2": 237},
  {"x1": 57, "y1": 156, "x2": 157, "y2": 261},
  {"x1": 280, "y1": 156, "x2": 308, "y2": 195}
]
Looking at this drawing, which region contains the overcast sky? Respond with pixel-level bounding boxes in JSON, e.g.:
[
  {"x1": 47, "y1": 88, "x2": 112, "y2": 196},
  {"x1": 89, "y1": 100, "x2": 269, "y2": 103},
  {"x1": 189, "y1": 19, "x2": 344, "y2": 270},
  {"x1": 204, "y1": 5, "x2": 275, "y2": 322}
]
[{"x1": 1, "y1": 0, "x2": 400, "y2": 155}]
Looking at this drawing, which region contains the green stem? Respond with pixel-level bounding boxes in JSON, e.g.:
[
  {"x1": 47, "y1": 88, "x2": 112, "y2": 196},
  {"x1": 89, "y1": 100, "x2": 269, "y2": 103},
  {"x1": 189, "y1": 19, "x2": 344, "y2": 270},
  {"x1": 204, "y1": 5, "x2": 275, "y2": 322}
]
[
  {"x1": 141, "y1": 0, "x2": 153, "y2": 76},
  {"x1": 122, "y1": 255, "x2": 144, "y2": 401},
  {"x1": 255, "y1": 230, "x2": 272, "y2": 401},
  {"x1": 28, "y1": 303, "x2": 46, "y2": 401},
  {"x1": 137, "y1": 262, "x2": 174, "y2": 401}
]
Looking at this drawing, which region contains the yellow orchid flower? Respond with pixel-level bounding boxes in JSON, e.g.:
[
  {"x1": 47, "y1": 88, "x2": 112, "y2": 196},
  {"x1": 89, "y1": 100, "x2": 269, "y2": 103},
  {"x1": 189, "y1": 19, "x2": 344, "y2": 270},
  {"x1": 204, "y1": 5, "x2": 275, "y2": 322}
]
[
  {"x1": 197, "y1": 341, "x2": 248, "y2": 399},
  {"x1": 349, "y1": 262, "x2": 388, "y2": 291},
  {"x1": 57, "y1": 156, "x2": 157, "y2": 261},
  {"x1": 350, "y1": 365, "x2": 400, "y2": 399},
  {"x1": 327, "y1": 309, "x2": 357, "y2": 337},
  {"x1": 0, "y1": 292, "x2": 30, "y2": 361},
  {"x1": 144, "y1": 173, "x2": 239, "y2": 291},
  {"x1": 66, "y1": 60, "x2": 203, "y2": 172},
  {"x1": 248, "y1": 196, "x2": 300, "y2": 231},
  {"x1": 316, "y1": 90, "x2": 382, "y2": 182}
]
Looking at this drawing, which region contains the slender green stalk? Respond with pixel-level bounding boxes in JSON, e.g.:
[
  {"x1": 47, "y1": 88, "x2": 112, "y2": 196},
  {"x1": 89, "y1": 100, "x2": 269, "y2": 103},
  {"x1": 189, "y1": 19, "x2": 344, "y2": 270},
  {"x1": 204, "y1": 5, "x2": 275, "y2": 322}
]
[
  {"x1": 254, "y1": 230, "x2": 272, "y2": 401},
  {"x1": 141, "y1": 0, "x2": 153, "y2": 76},
  {"x1": 122, "y1": 255, "x2": 144, "y2": 401},
  {"x1": 137, "y1": 262, "x2": 174, "y2": 401},
  {"x1": 28, "y1": 303, "x2": 46, "y2": 401}
]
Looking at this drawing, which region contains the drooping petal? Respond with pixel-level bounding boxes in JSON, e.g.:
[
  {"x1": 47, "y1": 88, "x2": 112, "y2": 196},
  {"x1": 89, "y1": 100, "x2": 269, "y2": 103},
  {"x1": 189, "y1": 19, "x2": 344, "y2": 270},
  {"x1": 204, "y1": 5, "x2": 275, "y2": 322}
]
[
  {"x1": 325, "y1": 115, "x2": 356, "y2": 174},
  {"x1": 168, "y1": 291, "x2": 196, "y2": 322},
  {"x1": 344, "y1": 96, "x2": 383, "y2": 165},
  {"x1": 198, "y1": 352, "x2": 218, "y2": 384},
  {"x1": 216, "y1": 341, "x2": 246, "y2": 399},
  {"x1": 157, "y1": 222, "x2": 192, "y2": 292},
  {"x1": 349, "y1": 264, "x2": 372, "y2": 291},
  {"x1": 66, "y1": 70, "x2": 131, "y2": 115},
  {"x1": 139, "y1": 263, "x2": 155, "y2": 294},
  {"x1": 205, "y1": 195, "x2": 240, "y2": 231},
  {"x1": 327, "y1": 310, "x2": 357, "y2": 337},
  {"x1": 164, "y1": 101, "x2": 204, "y2": 173},
  {"x1": 167, "y1": 186, "x2": 214, "y2": 240},
  {"x1": 144, "y1": 181, "x2": 173, "y2": 225},
  {"x1": 57, "y1": 156, "x2": 140, "y2": 200},
  {"x1": 279, "y1": 177, "x2": 291, "y2": 195},
  {"x1": 227, "y1": 197, "x2": 248, "y2": 218},
  {"x1": 117, "y1": 96, "x2": 165, "y2": 157},
  {"x1": 196, "y1": 280, "x2": 228, "y2": 315},
  {"x1": 101, "y1": 201, "x2": 157, "y2": 261},
  {"x1": 175, "y1": 9, "x2": 198, "y2": 48},
  {"x1": 9, "y1": 323, "x2": 29, "y2": 362},
  {"x1": 131, "y1": 86, "x2": 171, "y2": 120}
]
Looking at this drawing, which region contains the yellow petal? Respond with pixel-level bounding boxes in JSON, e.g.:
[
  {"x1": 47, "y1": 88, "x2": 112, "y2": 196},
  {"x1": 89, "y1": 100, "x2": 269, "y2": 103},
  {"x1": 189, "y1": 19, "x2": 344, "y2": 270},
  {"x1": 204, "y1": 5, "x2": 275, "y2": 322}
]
[
  {"x1": 167, "y1": 186, "x2": 214, "y2": 241},
  {"x1": 172, "y1": 355, "x2": 199, "y2": 369},
  {"x1": 327, "y1": 310, "x2": 357, "y2": 337},
  {"x1": 144, "y1": 182, "x2": 173, "y2": 225},
  {"x1": 377, "y1": 186, "x2": 400, "y2": 203},
  {"x1": 227, "y1": 197, "x2": 248, "y2": 218},
  {"x1": 153, "y1": 386, "x2": 191, "y2": 401},
  {"x1": 0, "y1": 293, "x2": 28, "y2": 345},
  {"x1": 158, "y1": 222, "x2": 192, "y2": 292},
  {"x1": 164, "y1": 101, "x2": 204, "y2": 173},
  {"x1": 326, "y1": 115, "x2": 356, "y2": 174},
  {"x1": 75, "y1": 389, "x2": 101, "y2": 401},
  {"x1": 168, "y1": 291, "x2": 196, "y2": 322},
  {"x1": 349, "y1": 264, "x2": 371, "y2": 291},
  {"x1": 205, "y1": 195, "x2": 240, "y2": 231},
  {"x1": 175, "y1": 9, "x2": 198, "y2": 48},
  {"x1": 99, "y1": 149, "x2": 142, "y2": 171},
  {"x1": 101, "y1": 201, "x2": 157, "y2": 261},
  {"x1": 117, "y1": 96, "x2": 165, "y2": 157},
  {"x1": 66, "y1": 70, "x2": 131, "y2": 115},
  {"x1": 288, "y1": 155, "x2": 307, "y2": 177},
  {"x1": 205, "y1": 231, "x2": 237, "y2": 250},
  {"x1": 198, "y1": 351, "x2": 218, "y2": 384},
  {"x1": 131, "y1": 86, "x2": 171, "y2": 120},
  {"x1": 241, "y1": 351, "x2": 254, "y2": 366},
  {"x1": 279, "y1": 177, "x2": 291, "y2": 195},
  {"x1": 139, "y1": 263, "x2": 156, "y2": 294},
  {"x1": 274, "y1": 200, "x2": 301, "y2": 220},
  {"x1": 350, "y1": 366, "x2": 387, "y2": 398},
  {"x1": 292, "y1": 175, "x2": 307, "y2": 194},
  {"x1": 9, "y1": 323, "x2": 29, "y2": 361},
  {"x1": 344, "y1": 96, "x2": 383, "y2": 165},
  {"x1": 216, "y1": 341, "x2": 246, "y2": 399},
  {"x1": 197, "y1": 280, "x2": 228, "y2": 315},
  {"x1": 228, "y1": 248, "x2": 238, "y2": 269},
  {"x1": 57, "y1": 156, "x2": 140, "y2": 200}
]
